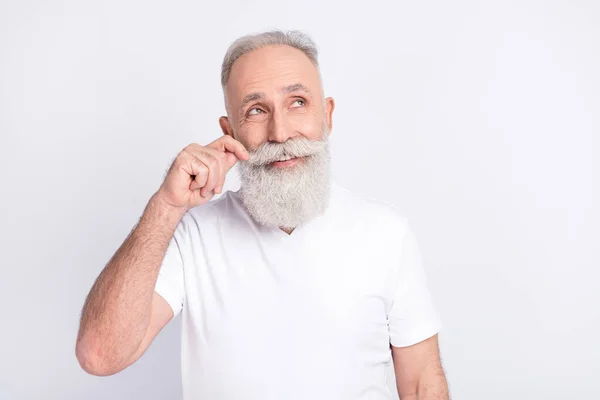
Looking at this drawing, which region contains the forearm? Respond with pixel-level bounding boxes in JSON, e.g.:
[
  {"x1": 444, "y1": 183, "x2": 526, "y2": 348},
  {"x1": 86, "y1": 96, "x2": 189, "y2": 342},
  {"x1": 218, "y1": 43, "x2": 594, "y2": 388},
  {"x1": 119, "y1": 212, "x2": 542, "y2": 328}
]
[{"x1": 76, "y1": 193, "x2": 185, "y2": 372}]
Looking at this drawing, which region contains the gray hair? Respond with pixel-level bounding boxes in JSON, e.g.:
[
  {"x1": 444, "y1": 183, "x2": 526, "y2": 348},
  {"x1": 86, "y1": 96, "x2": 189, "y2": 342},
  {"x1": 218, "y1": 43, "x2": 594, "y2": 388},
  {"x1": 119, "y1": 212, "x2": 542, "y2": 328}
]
[{"x1": 220, "y1": 29, "x2": 320, "y2": 89}]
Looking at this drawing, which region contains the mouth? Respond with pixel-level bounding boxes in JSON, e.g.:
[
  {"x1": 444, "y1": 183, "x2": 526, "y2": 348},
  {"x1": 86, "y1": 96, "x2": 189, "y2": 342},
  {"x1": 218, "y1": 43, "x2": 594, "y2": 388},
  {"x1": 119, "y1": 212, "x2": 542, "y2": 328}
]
[{"x1": 269, "y1": 156, "x2": 306, "y2": 168}]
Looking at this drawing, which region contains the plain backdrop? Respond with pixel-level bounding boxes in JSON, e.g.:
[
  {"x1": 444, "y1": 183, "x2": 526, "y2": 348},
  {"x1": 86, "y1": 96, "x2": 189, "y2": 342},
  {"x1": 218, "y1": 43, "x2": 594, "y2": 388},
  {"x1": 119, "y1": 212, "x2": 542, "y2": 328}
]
[{"x1": 1, "y1": 0, "x2": 598, "y2": 399}]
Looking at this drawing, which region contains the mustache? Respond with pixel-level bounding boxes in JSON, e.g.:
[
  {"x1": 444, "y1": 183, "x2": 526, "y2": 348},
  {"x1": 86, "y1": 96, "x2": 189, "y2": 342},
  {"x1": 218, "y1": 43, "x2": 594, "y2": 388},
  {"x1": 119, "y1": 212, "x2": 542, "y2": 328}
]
[{"x1": 244, "y1": 136, "x2": 328, "y2": 166}]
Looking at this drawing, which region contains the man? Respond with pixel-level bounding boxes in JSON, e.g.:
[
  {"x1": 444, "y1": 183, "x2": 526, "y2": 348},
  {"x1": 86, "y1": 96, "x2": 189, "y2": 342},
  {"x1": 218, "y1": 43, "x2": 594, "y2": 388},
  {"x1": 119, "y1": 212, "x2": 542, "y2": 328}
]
[{"x1": 76, "y1": 30, "x2": 450, "y2": 399}]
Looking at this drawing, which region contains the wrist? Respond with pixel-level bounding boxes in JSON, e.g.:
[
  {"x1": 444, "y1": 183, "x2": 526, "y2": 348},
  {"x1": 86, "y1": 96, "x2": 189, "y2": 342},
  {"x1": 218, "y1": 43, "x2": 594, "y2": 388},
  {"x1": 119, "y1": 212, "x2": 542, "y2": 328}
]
[{"x1": 145, "y1": 192, "x2": 187, "y2": 226}]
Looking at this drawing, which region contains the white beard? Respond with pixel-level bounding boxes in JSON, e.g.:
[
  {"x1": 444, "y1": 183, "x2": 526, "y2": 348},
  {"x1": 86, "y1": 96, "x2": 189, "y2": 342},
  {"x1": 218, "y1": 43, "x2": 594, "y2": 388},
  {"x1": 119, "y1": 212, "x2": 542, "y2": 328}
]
[{"x1": 237, "y1": 134, "x2": 331, "y2": 229}]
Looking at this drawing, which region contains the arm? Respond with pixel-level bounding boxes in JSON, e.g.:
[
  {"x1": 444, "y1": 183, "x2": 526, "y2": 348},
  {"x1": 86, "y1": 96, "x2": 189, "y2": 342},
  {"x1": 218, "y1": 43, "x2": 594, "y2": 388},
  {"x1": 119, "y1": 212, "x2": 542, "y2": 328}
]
[
  {"x1": 75, "y1": 137, "x2": 249, "y2": 376},
  {"x1": 391, "y1": 334, "x2": 449, "y2": 400},
  {"x1": 75, "y1": 193, "x2": 185, "y2": 376}
]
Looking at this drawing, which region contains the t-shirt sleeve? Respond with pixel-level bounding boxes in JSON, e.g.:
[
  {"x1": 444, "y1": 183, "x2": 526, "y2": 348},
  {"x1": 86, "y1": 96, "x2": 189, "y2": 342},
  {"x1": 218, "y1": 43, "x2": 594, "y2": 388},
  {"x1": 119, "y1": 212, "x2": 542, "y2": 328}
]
[
  {"x1": 154, "y1": 225, "x2": 186, "y2": 320},
  {"x1": 388, "y1": 225, "x2": 442, "y2": 347}
]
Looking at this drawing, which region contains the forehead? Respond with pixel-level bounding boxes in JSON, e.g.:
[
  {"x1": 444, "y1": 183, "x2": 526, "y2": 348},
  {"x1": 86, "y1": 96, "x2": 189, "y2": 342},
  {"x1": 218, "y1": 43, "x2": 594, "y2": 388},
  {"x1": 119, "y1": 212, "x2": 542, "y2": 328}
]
[{"x1": 226, "y1": 45, "x2": 321, "y2": 101}]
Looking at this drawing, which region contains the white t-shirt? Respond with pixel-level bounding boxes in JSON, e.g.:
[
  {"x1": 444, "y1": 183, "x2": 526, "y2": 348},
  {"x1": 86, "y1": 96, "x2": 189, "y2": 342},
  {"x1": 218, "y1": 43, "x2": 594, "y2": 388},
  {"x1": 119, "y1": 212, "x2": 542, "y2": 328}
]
[{"x1": 155, "y1": 182, "x2": 442, "y2": 399}]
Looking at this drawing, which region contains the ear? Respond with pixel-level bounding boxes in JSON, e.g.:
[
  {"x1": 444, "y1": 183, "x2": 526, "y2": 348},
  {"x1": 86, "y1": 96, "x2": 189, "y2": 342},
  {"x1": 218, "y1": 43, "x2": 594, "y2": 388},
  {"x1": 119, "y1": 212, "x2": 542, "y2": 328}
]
[
  {"x1": 324, "y1": 97, "x2": 335, "y2": 135},
  {"x1": 219, "y1": 116, "x2": 233, "y2": 138}
]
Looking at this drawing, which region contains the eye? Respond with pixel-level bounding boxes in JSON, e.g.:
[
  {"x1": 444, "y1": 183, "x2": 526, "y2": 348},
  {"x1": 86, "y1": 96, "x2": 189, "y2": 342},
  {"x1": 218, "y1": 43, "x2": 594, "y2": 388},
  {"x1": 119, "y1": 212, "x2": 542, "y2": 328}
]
[
  {"x1": 248, "y1": 107, "x2": 264, "y2": 116},
  {"x1": 291, "y1": 99, "x2": 306, "y2": 108}
]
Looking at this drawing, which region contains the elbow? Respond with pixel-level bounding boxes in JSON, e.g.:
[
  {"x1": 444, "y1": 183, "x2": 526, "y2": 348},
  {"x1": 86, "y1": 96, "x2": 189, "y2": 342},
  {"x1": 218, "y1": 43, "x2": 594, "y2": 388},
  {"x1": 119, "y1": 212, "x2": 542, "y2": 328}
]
[{"x1": 75, "y1": 339, "x2": 119, "y2": 377}]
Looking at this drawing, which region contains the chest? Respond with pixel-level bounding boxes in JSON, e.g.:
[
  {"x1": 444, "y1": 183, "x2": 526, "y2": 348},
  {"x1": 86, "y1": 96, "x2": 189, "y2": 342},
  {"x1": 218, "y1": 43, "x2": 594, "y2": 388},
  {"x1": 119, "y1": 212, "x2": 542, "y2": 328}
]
[
  {"x1": 186, "y1": 230, "x2": 395, "y2": 343},
  {"x1": 179, "y1": 229, "x2": 398, "y2": 395}
]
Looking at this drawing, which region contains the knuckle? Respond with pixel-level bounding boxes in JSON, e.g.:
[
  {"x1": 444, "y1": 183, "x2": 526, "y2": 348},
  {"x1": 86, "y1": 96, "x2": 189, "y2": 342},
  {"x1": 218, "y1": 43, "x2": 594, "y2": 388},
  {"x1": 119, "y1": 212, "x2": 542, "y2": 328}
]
[
  {"x1": 197, "y1": 161, "x2": 208, "y2": 173},
  {"x1": 192, "y1": 159, "x2": 207, "y2": 174},
  {"x1": 185, "y1": 142, "x2": 200, "y2": 150},
  {"x1": 206, "y1": 155, "x2": 219, "y2": 169},
  {"x1": 183, "y1": 143, "x2": 204, "y2": 157}
]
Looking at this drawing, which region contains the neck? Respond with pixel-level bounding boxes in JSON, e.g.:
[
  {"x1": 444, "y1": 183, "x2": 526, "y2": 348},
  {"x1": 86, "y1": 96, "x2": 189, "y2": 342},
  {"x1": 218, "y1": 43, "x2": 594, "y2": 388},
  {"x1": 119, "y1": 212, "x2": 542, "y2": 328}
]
[{"x1": 280, "y1": 226, "x2": 295, "y2": 235}]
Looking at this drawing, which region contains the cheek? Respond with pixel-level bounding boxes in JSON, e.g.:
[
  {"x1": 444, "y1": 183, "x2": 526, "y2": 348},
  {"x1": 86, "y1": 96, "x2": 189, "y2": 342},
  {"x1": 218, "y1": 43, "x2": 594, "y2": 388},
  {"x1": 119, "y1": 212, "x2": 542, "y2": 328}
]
[
  {"x1": 236, "y1": 124, "x2": 267, "y2": 150},
  {"x1": 292, "y1": 115, "x2": 324, "y2": 140}
]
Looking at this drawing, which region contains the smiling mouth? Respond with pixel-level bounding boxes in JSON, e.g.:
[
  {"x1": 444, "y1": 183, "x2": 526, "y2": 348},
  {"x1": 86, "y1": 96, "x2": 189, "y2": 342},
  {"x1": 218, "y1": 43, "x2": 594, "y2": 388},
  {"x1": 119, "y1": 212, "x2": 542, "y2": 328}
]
[{"x1": 269, "y1": 156, "x2": 306, "y2": 168}]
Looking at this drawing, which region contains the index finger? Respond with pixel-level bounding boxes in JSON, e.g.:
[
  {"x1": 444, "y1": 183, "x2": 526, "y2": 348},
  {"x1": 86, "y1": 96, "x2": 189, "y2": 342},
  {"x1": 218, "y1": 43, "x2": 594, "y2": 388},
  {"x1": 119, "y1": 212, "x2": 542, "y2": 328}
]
[{"x1": 208, "y1": 135, "x2": 250, "y2": 161}]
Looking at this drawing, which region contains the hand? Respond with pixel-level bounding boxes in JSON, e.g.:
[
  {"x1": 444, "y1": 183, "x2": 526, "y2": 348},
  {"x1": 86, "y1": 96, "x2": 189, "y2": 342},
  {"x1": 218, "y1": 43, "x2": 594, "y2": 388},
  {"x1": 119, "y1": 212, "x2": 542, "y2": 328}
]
[{"x1": 155, "y1": 135, "x2": 249, "y2": 211}]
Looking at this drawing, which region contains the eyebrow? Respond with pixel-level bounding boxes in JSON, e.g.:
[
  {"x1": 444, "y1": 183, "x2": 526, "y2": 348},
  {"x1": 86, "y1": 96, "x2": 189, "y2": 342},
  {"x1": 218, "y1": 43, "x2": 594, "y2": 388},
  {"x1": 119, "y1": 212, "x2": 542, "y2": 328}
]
[
  {"x1": 282, "y1": 83, "x2": 311, "y2": 95},
  {"x1": 239, "y1": 83, "x2": 312, "y2": 113}
]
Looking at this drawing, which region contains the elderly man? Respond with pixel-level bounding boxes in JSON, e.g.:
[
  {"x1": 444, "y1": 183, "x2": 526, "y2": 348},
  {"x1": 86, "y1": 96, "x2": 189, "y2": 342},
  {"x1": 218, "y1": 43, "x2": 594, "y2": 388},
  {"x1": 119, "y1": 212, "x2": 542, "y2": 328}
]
[{"x1": 76, "y1": 30, "x2": 450, "y2": 399}]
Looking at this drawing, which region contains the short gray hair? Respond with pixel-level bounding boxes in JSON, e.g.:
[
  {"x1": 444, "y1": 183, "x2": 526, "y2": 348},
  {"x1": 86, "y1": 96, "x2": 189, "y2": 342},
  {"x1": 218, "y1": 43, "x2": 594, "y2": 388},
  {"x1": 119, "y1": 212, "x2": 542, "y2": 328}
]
[{"x1": 220, "y1": 29, "x2": 320, "y2": 88}]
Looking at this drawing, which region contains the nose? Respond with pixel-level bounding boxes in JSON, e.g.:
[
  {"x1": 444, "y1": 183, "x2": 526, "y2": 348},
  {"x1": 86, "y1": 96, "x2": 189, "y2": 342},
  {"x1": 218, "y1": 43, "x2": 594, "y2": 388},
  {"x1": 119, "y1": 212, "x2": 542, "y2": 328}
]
[{"x1": 267, "y1": 108, "x2": 295, "y2": 143}]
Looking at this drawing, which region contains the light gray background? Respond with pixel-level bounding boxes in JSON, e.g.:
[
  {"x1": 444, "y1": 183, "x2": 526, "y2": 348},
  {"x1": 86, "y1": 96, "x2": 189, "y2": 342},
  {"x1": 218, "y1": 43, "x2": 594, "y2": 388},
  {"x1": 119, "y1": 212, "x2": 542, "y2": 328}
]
[{"x1": 1, "y1": 0, "x2": 598, "y2": 399}]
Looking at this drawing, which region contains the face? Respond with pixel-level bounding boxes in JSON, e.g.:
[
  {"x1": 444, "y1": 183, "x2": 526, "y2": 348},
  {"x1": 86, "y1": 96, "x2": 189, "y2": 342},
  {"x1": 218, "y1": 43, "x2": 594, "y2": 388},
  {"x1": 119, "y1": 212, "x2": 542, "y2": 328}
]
[
  {"x1": 219, "y1": 45, "x2": 336, "y2": 229},
  {"x1": 219, "y1": 45, "x2": 334, "y2": 155}
]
